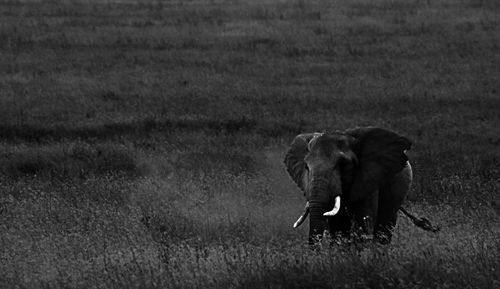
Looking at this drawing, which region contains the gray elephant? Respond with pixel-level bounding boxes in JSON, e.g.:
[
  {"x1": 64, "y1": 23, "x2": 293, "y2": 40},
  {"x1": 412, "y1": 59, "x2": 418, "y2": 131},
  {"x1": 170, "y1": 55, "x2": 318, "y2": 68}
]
[{"x1": 284, "y1": 127, "x2": 438, "y2": 244}]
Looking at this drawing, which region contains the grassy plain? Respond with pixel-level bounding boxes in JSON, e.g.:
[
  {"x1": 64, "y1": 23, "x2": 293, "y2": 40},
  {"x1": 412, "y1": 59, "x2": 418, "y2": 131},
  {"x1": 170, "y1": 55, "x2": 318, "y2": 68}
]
[{"x1": 0, "y1": 0, "x2": 499, "y2": 288}]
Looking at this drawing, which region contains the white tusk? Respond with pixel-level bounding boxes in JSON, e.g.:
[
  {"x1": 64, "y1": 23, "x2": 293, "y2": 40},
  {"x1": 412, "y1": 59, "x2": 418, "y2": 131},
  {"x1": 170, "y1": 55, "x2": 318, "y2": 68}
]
[
  {"x1": 323, "y1": 196, "x2": 341, "y2": 216},
  {"x1": 293, "y1": 202, "x2": 310, "y2": 228}
]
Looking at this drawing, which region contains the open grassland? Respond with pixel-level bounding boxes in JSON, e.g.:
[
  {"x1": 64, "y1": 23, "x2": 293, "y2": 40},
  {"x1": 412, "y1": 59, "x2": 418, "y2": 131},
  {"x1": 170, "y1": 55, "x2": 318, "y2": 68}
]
[{"x1": 0, "y1": 0, "x2": 499, "y2": 288}]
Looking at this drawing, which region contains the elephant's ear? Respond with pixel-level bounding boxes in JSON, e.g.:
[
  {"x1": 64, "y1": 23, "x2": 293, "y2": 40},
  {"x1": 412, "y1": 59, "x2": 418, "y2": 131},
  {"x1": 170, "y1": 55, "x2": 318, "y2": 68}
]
[
  {"x1": 283, "y1": 133, "x2": 322, "y2": 192},
  {"x1": 345, "y1": 127, "x2": 412, "y2": 201}
]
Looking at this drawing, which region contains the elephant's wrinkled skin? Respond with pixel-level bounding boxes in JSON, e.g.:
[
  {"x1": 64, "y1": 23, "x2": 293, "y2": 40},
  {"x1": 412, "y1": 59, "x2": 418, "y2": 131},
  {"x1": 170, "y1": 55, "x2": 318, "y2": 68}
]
[{"x1": 284, "y1": 127, "x2": 435, "y2": 244}]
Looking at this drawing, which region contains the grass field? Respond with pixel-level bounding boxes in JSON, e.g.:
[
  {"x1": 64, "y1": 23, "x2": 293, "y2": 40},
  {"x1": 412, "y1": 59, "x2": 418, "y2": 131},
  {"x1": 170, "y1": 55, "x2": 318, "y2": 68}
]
[{"x1": 0, "y1": 0, "x2": 499, "y2": 288}]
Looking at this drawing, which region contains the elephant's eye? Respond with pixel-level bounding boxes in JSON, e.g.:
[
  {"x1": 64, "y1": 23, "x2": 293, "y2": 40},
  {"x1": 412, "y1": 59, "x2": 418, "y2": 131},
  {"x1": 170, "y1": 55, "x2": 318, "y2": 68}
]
[{"x1": 336, "y1": 139, "x2": 349, "y2": 151}]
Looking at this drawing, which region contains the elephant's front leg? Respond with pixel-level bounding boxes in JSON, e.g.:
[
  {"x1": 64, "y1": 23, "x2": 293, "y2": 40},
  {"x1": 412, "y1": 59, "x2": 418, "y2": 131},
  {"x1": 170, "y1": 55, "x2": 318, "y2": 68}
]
[
  {"x1": 351, "y1": 190, "x2": 379, "y2": 240},
  {"x1": 326, "y1": 207, "x2": 351, "y2": 241}
]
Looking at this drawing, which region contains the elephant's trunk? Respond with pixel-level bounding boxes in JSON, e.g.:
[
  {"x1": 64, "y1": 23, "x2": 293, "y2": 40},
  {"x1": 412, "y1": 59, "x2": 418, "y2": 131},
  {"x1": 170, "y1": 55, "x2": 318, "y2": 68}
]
[
  {"x1": 308, "y1": 204, "x2": 327, "y2": 244},
  {"x1": 307, "y1": 173, "x2": 342, "y2": 244}
]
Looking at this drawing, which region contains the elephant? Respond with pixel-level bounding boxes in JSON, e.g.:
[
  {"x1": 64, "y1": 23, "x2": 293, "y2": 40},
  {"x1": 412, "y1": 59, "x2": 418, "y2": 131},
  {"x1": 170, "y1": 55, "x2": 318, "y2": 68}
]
[{"x1": 284, "y1": 126, "x2": 438, "y2": 244}]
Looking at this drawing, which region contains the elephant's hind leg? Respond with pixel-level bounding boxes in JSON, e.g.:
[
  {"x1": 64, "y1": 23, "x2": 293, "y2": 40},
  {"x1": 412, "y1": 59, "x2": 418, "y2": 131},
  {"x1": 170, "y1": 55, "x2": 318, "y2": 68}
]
[{"x1": 375, "y1": 162, "x2": 412, "y2": 244}]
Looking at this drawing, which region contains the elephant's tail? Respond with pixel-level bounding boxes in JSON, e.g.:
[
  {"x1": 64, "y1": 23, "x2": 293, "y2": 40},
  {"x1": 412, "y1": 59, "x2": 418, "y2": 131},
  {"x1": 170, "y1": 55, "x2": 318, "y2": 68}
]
[{"x1": 399, "y1": 207, "x2": 440, "y2": 232}]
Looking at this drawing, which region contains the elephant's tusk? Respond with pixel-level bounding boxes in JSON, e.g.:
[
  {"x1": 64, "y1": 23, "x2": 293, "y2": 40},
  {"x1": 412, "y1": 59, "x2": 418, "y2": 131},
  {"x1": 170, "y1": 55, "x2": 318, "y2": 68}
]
[
  {"x1": 323, "y1": 196, "x2": 341, "y2": 216},
  {"x1": 293, "y1": 201, "x2": 310, "y2": 228}
]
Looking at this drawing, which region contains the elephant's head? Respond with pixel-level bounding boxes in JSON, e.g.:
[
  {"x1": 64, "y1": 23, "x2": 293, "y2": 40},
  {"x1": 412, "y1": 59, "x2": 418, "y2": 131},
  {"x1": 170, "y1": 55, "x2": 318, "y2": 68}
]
[{"x1": 284, "y1": 127, "x2": 411, "y2": 243}]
